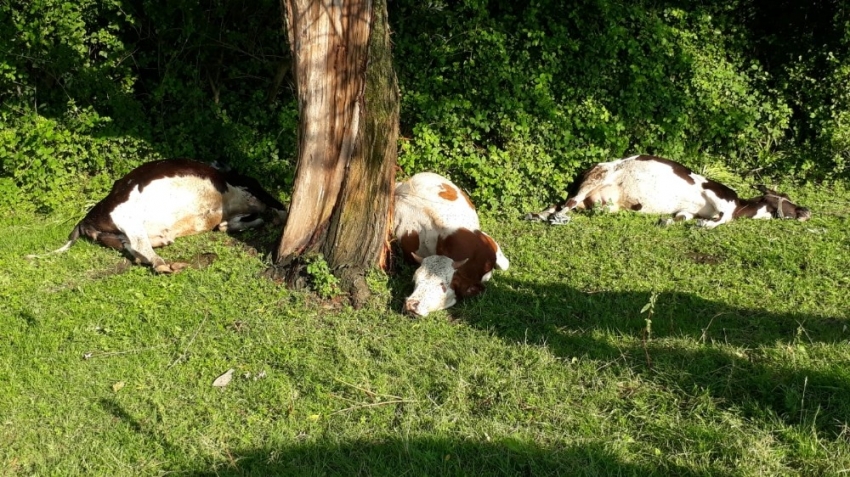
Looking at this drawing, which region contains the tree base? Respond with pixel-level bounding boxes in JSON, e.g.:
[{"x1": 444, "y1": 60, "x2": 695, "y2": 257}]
[{"x1": 263, "y1": 260, "x2": 372, "y2": 309}]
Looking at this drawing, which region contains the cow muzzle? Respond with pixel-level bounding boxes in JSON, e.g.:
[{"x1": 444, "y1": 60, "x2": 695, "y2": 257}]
[{"x1": 404, "y1": 299, "x2": 424, "y2": 317}]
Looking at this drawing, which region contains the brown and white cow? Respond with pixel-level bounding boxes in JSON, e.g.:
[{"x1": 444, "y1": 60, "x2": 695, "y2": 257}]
[
  {"x1": 526, "y1": 155, "x2": 811, "y2": 228},
  {"x1": 393, "y1": 172, "x2": 509, "y2": 317},
  {"x1": 29, "y1": 158, "x2": 286, "y2": 273}
]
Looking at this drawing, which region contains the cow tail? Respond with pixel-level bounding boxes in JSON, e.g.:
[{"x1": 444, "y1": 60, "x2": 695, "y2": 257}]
[{"x1": 24, "y1": 222, "x2": 81, "y2": 259}]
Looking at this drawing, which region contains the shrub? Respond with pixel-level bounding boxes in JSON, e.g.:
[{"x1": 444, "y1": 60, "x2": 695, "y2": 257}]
[
  {"x1": 391, "y1": 0, "x2": 847, "y2": 211},
  {"x1": 0, "y1": 0, "x2": 847, "y2": 214}
]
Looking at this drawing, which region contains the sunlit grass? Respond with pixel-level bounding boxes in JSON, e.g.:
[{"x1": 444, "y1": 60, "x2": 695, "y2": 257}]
[{"x1": 1, "y1": 183, "x2": 848, "y2": 476}]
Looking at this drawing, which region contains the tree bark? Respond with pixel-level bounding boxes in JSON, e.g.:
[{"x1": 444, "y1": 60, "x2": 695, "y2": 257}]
[{"x1": 271, "y1": 0, "x2": 398, "y2": 306}]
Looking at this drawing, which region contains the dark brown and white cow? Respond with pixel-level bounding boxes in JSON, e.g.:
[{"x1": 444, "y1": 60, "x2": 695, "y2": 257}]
[
  {"x1": 526, "y1": 155, "x2": 811, "y2": 228},
  {"x1": 393, "y1": 172, "x2": 509, "y2": 317},
  {"x1": 29, "y1": 158, "x2": 286, "y2": 273}
]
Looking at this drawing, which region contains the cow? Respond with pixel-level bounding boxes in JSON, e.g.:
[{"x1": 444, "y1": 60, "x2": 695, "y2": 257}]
[
  {"x1": 393, "y1": 172, "x2": 509, "y2": 317},
  {"x1": 28, "y1": 158, "x2": 287, "y2": 273},
  {"x1": 525, "y1": 155, "x2": 811, "y2": 228}
]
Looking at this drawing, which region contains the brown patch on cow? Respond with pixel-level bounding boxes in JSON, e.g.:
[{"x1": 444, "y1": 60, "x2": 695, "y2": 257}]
[
  {"x1": 459, "y1": 188, "x2": 476, "y2": 210},
  {"x1": 733, "y1": 199, "x2": 762, "y2": 219},
  {"x1": 172, "y1": 209, "x2": 222, "y2": 237},
  {"x1": 581, "y1": 197, "x2": 597, "y2": 209},
  {"x1": 399, "y1": 230, "x2": 421, "y2": 264},
  {"x1": 436, "y1": 228, "x2": 497, "y2": 299},
  {"x1": 438, "y1": 183, "x2": 459, "y2": 201},
  {"x1": 636, "y1": 155, "x2": 695, "y2": 185},
  {"x1": 631, "y1": 203, "x2": 643, "y2": 211},
  {"x1": 93, "y1": 231, "x2": 127, "y2": 251},
  {"x1": 701, "y1": 179, "x2": 739, "y2": 202}
]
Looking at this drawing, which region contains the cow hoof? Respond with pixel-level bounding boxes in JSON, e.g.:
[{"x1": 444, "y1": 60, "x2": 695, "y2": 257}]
[
  {"x1": 657, "y1": 218, "x2": 674, "y2": 227},
  {"x1": 154, "y1": 262, "x2": 189, "y2": 274},
  {"x1": 548, "y1": 215, "x2": 571, "y2": 226},
  {"x1": 523, "y1": 213, "x2": 543, "y2": 222},
  {"x1": 169, "y1": 262, "x2": 190, "y2": 273}
]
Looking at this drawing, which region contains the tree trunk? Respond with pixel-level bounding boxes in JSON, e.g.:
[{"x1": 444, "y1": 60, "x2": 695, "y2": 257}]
[{"x1": 270, "y1": 0, "x2": 398, "y2": 306}]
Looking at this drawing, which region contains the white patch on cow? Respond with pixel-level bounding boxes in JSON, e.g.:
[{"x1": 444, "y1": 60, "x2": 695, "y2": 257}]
[
  {"x1": 596, "y1": 158, "x2": 727, "y2": 217},
  {"x1": 393, "y1": 172, "x2": 481, "y2": 255},
  {"x1": 750, "y1": 206, "x2": 774, "y2": 220},
  {"x1": 405, "y1": 255, "x2": 458, "y2": 317},
  {"x1": 108, "y1": 176, "x2": 224, "y2": 268}
]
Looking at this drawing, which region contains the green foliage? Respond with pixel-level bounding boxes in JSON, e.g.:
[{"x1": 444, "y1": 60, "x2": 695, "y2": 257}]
[
  {"x1": 0, "y1": 0, "x2": 848, "y2": 213},
  {"x1": 305, "y1": 254, "x2": 342, "y2": 299},
  {"x1": 0, "y1": 104, "x2": 153, "y2": 213},
  {"x1": 0, "y1": 0, "x2": 295, "y2": 213},
  {"x1": 392, "y1": 0, "x2": 848, "y2": 211}
]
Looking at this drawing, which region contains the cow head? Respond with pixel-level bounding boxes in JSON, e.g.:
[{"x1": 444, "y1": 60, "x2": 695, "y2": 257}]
[
  {"x1": 404, "y1": 254, "x2": 476, "y2": 317},
  {"x1": 222, "y1": 168, "x2": 287, "y2": 220},
  {"x1": 752, "y1": 185, "x2": 811, "y2": 221},
  {"x1": 403, "y1": 228, "x2": 502, "y2": 317}
]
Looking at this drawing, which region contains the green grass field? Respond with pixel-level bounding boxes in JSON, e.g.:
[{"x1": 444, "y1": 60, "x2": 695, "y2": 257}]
[{"x1": 2, "y1": 183, "x2": 849, "y2": 476}]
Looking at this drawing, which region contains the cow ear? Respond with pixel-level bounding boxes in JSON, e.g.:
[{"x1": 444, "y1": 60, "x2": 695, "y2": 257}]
[
  {"x1": 452, "y1": 258, "x2": 469, "y2": 270},
  {"x1": 411, "y1": 252, "x2": 424, "y2": 264}
]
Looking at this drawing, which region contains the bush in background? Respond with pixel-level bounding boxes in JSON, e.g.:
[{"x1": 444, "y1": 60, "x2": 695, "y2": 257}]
[
  {"x1": 0, "y1": 0, "x2": 296, "y2": 213},
  {"x1": 0, "y1": 0, "x2": 847, "y2": 214},
  {"x1": 391, "y1": 0, "x2": 847, "y2": 211}
]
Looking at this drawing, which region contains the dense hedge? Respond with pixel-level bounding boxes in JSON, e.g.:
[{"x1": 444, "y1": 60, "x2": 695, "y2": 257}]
[
  {"x1": 390, "y1": 0, "x2": 850, "y2": 210},
  {"x1": 0, "y1": 0, "x2": 296, "y2": 212},
  {"x1": 1, "y1": 0, "x2": 848, "y2": 213}
]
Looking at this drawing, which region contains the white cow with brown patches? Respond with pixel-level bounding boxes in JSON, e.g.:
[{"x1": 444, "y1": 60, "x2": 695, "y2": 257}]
[
  {"x1": 30, "y1": 159, "x2": 286, "y2": 273},
  {"x1": 526, "y1": 155, "x2": 811, "y2": 228},
  {"x1": 394, "y1": 172, "x2": 509, "y2": 317}
]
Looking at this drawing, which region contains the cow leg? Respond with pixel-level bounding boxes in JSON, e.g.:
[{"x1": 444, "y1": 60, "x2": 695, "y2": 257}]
[
  {"x1": 695, "y1": 211, "x2": 735, "y2": 229},
  {"x1": 217, "y1": 214, "x2": 264, "y2": 232},
  {"x1": 524, "y1": 204, "x2": 560, "y2": 222},
  {"x1": 658, "y1": 212, "x2": 693, "y2": 227},
  {"x1": 149, "y1": 232, "x2": 177, "y2": 248},
  {"x1": 695, "y1": 217, "x2": 722, "y2": 229},
  {"x1": 695, "y1": 192, "x2": 736, "y2": 229},
  {"x1": 115, "y1": 220, "x2": 188, "y2": 274}
]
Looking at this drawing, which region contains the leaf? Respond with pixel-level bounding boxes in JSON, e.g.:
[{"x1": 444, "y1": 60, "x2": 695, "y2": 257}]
[
  {"x1": 112, "y1": 381, "x2": 125, "y2": 392},
  {"x1": 212, "y1": 368, "x2": 235, "y2": 388}
]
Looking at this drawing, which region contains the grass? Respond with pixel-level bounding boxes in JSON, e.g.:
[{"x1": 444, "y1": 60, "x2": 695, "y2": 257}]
[{"x1": 1, "y1": 182, "x2": 849, "y2": 476}]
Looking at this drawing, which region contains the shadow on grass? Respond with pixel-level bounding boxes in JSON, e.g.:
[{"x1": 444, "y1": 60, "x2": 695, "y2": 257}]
[
  {"x1": 181, "y1": 437, "x2": 710, "y2": 477},
  {"x1": 453, "y1": 276, "x2": 850, "y2": 439},
  {"x1": 97, "y1": 397, "x2": 716, "y2": 476}
]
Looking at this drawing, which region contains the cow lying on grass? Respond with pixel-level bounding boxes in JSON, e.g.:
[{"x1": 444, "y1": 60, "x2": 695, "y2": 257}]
[
  {"x1": 393, "y1": 172, "x2": 509, "y2": 317},
  {"x1": 29, "y1": 158, "x2": 286, "y2": 273},
  {"x1": 526, "y1": 155, "x2": 811, "y2": 228}
]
